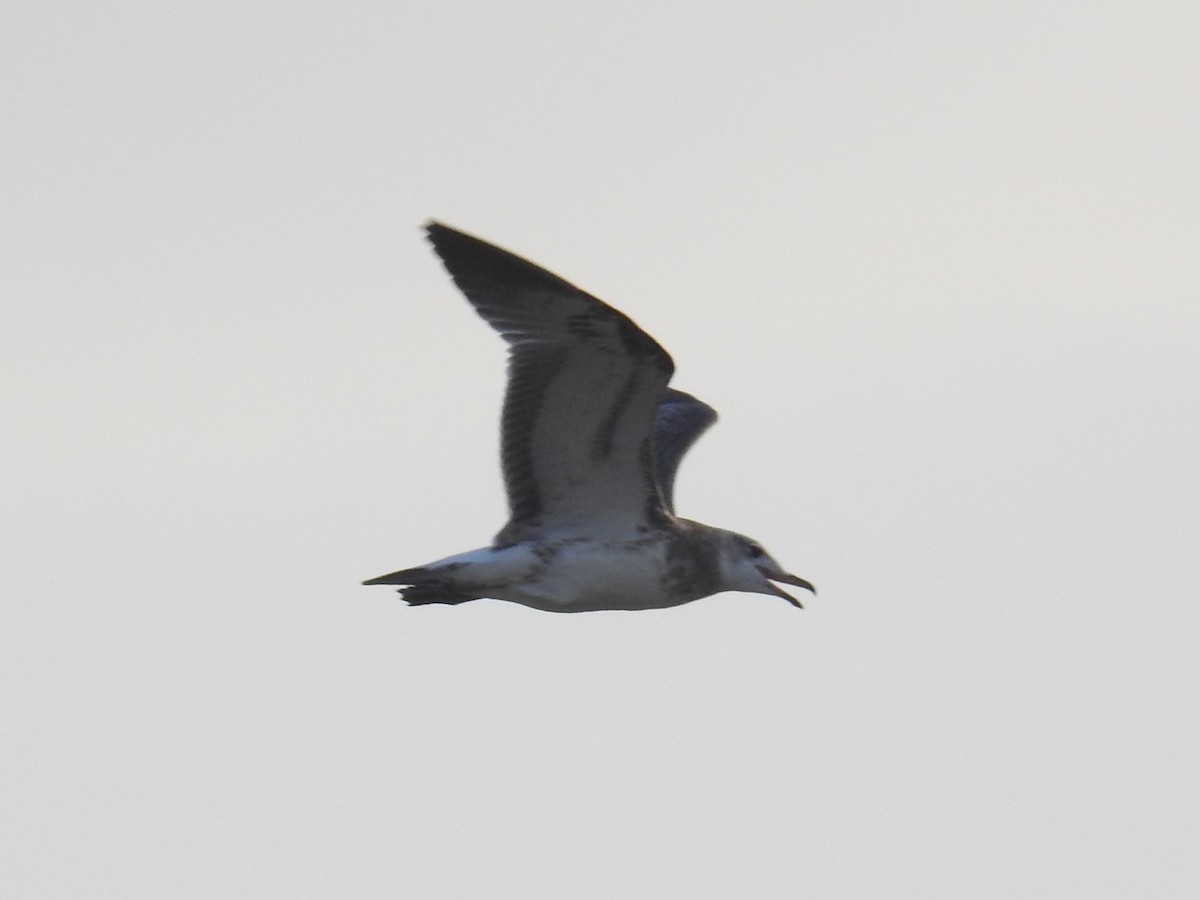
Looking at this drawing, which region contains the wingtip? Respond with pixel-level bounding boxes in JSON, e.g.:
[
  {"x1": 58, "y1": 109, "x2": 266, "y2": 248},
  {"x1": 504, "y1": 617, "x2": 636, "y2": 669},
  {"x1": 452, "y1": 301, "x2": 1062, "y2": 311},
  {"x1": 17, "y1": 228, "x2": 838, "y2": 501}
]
[
  {"x1": 422, "y1": 220, "x2": 490, "y2": 257},
  {"x1": 423, "y1": 219, "x2": 452, "y2": 249}
]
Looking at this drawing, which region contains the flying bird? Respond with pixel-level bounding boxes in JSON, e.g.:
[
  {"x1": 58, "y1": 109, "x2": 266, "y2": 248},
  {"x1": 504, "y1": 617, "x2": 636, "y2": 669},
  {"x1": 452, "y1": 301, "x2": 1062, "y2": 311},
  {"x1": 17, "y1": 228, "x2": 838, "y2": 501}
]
[{"x1": 364, "y1": 223, "x2": 815, "y2": 612}]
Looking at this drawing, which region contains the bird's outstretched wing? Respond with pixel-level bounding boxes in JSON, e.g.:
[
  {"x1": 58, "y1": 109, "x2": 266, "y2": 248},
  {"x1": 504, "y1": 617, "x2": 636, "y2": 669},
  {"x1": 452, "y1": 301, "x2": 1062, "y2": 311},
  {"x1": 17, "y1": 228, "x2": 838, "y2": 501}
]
[
  {"x1": 425, "y1": 222, "x2": 675, "y2": 541},
  {"x1": 652, "y1": 389, "x2": 718, "y2": 513}
]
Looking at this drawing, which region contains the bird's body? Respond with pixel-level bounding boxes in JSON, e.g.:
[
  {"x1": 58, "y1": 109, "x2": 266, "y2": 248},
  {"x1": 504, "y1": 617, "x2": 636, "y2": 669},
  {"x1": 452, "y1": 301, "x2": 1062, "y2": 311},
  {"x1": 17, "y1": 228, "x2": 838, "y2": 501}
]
[
  {"x1": 364, "y1": 223, "x2": 814, "y2": 612},
  {"x1": 373, "y1": 523, "x2": 720, "y2": 613}
]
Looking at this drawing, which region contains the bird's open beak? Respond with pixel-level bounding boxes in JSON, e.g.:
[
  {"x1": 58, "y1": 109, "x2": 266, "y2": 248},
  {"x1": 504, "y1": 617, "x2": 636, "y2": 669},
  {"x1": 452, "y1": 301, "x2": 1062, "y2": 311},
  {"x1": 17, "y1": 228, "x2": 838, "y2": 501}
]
[{"x1": 756, "y1": 566, "x2": 816, "y2": 609}]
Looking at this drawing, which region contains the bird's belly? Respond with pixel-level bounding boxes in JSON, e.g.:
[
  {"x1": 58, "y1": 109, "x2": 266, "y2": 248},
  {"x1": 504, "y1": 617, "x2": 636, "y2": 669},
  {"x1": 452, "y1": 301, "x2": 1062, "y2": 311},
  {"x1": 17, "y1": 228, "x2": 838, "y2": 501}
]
[{"x1": 497, "y1": 540, "x2": 685, "y2": 612}]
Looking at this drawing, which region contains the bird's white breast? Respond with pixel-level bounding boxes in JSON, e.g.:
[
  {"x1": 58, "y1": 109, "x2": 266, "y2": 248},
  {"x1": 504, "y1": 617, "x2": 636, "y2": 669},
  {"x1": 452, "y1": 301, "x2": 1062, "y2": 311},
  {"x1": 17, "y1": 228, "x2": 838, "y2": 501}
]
[{"x1": 494, "y1": 537, "x2": 685, "y2": 612}]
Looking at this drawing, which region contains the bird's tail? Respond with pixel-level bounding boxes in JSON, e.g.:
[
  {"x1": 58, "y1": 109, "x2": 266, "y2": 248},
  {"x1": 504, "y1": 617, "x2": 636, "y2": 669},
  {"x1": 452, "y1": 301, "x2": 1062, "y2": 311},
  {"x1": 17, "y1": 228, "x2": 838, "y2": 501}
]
[{"x1": 362, "y1": 565, "x2": 479, "y2": 606}]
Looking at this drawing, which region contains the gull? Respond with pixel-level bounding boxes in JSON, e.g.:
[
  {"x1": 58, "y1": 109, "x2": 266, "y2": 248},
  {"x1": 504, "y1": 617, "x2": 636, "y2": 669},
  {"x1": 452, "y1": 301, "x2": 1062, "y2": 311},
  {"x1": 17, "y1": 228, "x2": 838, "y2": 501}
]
[{"x1": 364, "y1": 222, "x2": 815, "y2": 612}]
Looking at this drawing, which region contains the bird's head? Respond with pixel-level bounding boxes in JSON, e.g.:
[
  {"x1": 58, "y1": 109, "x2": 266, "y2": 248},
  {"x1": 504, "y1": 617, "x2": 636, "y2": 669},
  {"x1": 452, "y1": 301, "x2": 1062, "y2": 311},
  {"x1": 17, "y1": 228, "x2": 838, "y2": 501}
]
[{"x1": 715, "y1": 530, "x2": 815, "y2": 608}]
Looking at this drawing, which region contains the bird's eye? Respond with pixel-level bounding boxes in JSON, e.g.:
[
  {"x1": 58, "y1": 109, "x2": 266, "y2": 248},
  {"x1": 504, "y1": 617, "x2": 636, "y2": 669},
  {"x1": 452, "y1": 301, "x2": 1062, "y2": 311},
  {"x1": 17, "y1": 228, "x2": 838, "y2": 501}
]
[{"x1": 746, "y1": 542, "x2": 766, "y2": 558}]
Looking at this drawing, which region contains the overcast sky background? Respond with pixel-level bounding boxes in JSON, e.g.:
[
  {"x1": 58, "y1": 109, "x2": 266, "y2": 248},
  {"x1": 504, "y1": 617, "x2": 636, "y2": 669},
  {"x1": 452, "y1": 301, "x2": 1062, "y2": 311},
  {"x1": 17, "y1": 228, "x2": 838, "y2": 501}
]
[{"x1": 4, "y1": 1, "x2": 1198, "y2": 897}]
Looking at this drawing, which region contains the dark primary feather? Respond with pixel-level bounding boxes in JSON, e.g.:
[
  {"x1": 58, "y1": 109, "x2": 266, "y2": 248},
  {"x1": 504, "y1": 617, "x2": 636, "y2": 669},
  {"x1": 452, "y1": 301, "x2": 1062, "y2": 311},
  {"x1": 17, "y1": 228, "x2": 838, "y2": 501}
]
[
  {"x1": 653, "y1": 389, "x2": 718, "y2": 513},
  {"x1": 425, "y1": 222, "x2": 675, "y2": 540}
]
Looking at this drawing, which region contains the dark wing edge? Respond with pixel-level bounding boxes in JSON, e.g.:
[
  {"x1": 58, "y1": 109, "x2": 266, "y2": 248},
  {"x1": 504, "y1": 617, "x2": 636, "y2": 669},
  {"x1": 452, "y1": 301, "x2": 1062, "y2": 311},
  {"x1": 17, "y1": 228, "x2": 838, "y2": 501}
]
[
  {"x1": 653, "y1": 389, "x2": 718, "y2": 513},
  {"x1": 425, "y1": 221, "x2": 587, "y2": 306},
  {"x1": 424, "y1": 222, "x2": 672, "y2": 367}
]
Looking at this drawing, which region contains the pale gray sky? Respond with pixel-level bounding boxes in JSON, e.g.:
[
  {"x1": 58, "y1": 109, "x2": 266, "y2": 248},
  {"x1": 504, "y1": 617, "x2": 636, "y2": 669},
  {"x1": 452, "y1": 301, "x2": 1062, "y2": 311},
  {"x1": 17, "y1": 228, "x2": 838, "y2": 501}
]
[{"x1": 4, "y1": 1, "x2": 1198, "y2": 897}]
